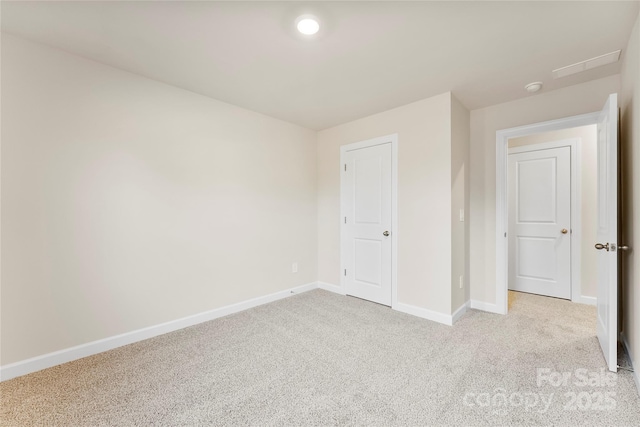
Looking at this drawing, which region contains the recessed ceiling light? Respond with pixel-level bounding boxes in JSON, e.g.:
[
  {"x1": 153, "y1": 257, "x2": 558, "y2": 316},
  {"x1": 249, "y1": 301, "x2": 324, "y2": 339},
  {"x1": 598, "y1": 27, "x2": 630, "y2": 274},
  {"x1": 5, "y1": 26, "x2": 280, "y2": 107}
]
[
  {"x1": 525, "y1": 82, "x2": 543, "y2": 93},
  {"x1": 296, "y1": 15, "x2": 320, "y2": 35}
]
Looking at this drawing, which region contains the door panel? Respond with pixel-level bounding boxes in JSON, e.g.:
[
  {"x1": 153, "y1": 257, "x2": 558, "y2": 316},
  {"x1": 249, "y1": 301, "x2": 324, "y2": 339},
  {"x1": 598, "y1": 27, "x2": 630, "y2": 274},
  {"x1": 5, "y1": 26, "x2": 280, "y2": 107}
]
[
  {"x1": 508, "y1": 146, "x2": 571, "y2": 299},
  {"x1": 517, "y1": 236, "x2": 558, "y2": 281},
  {"x1": 343, "y1": 143, "x2": 392, "y2": 306},
  {"x1": 595, "y1": 93, "x2": 618, "y2": 372},
  {"x1": 517, "y1": 158, "x2": 558, "y2": 223},
  {"x1": 354, "y1": 157, "x2": 383, "y2": 224},
  {"x1": 354, "y1": 238, "x2": 382, "y2": 285}
]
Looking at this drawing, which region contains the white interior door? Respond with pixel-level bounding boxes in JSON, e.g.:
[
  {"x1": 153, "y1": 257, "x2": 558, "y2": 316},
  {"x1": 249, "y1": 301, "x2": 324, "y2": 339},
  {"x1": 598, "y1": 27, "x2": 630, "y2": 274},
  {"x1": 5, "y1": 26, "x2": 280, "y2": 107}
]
[
  {"x1": 595, "y1": 93, "x2": 618, "y2": 372},
  {"x1": 508, "y1": 146, "x2": 571, "y2": 299},
  {"x1": 342, "y1": 142, "x2": 392, "y2": 306}
]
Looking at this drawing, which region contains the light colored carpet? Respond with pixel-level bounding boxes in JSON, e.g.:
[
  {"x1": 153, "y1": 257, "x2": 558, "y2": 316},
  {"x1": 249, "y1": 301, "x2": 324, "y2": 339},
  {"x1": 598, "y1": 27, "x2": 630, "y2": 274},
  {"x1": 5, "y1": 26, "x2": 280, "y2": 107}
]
[{"x1": 1, "y1": 289, "x2": 639, "y2": 426}]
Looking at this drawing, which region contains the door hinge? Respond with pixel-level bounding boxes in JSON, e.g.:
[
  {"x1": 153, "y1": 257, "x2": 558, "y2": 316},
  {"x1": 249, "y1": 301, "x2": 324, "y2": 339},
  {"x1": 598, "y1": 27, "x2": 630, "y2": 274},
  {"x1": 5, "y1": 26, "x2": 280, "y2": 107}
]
[
  {"x1": 504, "y1": 232, "x2": 507, "y2": 237},
  {"x1": 344, "y1": 217, "x2": 347, "y2": 224},
  {"x1": 344, "y1": 164, "x2": 347, "y2": 172},
  {"x1": 344, "y1": 269, "x2": 347, "y2": 276}
]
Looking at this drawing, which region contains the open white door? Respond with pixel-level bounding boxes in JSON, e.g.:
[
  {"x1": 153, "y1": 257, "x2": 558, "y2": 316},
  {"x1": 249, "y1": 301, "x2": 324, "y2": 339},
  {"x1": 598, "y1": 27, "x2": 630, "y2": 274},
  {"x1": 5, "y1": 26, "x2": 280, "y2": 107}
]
[{"x1": 595, "y1": 93, "x2": 618, "y2": 372}]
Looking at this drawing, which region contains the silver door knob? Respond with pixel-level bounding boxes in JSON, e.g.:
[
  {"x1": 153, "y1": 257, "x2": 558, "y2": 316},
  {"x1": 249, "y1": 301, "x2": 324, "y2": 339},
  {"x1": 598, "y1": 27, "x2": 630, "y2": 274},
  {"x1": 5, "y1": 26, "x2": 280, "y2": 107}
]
[
  {"x1": 595, "y1": 243, "x2": 610, "y2": 251},
  {"x1": 383, "y1": 231, "x2": 390, "y2": 237},
  {"x1": 561, "y1": 229, "x2": 568, "y2": 234}
]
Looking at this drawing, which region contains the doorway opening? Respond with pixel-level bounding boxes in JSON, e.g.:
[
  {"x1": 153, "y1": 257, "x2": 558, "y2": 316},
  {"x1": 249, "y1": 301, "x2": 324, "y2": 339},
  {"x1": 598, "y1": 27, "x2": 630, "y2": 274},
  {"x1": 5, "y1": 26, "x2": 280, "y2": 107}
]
[
  {"x1": 495, "y1": 93, "x2": 619, "y2": 372},
  {"x1": 507, "y1": 126, "x2": 597, "y2": 304},
  {"x1": 495, "y1": 111, "x2": 600, "y2": 315}
]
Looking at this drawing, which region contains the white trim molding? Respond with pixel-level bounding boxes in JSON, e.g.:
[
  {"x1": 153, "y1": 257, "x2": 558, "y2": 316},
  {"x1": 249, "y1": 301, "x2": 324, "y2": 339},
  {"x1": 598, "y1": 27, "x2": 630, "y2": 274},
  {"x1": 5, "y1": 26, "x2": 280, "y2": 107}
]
[
  {"x1": 621, "y1": 332, "x2": 640, "y2": 397},
  {"x1": 0, "y1": 282, "x2": 318, "y2": 382},
  {"x1": 470, "y1": 299, "x2": 502, "y2": 314},
  {"x1": 452, "y1": 301, "x2": 471, "y2": 324},
  {"x1": 317, "y1": 281, "x2": 346, "y2": 295},
  {"x1": 495, "y1": 112, "x2": 600, "y2": 315},
  {"x1": 394, "y1": 302, "x2": 454, "y2": 326},
  {"x1": 573, "y1": 295, "x2": 597, "y2": 306}
]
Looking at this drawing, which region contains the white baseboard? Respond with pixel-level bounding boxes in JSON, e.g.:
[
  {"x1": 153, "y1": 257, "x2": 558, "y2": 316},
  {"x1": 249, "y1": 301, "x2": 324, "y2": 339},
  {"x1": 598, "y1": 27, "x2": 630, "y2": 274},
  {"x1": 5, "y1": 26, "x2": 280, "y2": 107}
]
[
  {"x1": 572, "y1": 295, "x2": 597, "y2": 306},
  {"x1": 452, "y1": 301, "x2": 471, "y2": 324},
  {"x1": 470, "y1": 299, "x2": 503, "y2": 314},
  {"x1": 0, "y1": 282, "x2": 318, "y2": 382},
  {"x1": 393, "y1": 302, "x2": 453, "y2": 326},
  {"x1": 620, "y1": 331, "x2": 640, "y2": 397},
  {"x1": 317, "y1": 281, "x2": 345, "y2": 295},
  {"x1": 323, "y1": 282, "x2": 459, "y2": 326}
]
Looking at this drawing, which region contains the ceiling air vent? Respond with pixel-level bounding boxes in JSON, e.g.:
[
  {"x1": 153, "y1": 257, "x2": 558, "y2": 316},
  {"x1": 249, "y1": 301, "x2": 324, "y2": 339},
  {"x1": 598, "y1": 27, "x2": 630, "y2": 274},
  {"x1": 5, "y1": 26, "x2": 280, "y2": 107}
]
[{"x1": 552, "y1": 50, "x2": 621, "y2": 79}]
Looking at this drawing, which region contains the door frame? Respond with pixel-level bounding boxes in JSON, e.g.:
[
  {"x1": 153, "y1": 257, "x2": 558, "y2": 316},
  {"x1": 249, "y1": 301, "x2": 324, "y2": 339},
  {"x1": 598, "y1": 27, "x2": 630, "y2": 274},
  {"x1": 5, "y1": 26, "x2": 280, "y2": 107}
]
[
  {"x1": 507, "y1": 139, "x2": 582, "y2": 302},
  {"x1": 496, "y1": 112, "x2": 599, "y2": 314},
  {"x1": 340, "y1": 134, "x2": 398, "y2": 308}
]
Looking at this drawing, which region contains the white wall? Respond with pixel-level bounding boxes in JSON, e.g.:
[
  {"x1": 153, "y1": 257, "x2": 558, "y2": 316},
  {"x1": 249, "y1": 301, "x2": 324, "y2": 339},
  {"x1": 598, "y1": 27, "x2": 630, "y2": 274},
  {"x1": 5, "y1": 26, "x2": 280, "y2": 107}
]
[
  {"x1": 1, "y1": 35, "x2": 318, "y2": 366},
  {"x1": 469, "y1": 75, "x2": 621, "y2": 306},
  {"x1": 508, "y1": 125, "x2": 598, "y2": 300},
  {"x1": 317, "y1": 93, "x2": 453, "y2": 314},
  {"x1": 620, "y1": 10, "x2": 640, "y2": 383}
]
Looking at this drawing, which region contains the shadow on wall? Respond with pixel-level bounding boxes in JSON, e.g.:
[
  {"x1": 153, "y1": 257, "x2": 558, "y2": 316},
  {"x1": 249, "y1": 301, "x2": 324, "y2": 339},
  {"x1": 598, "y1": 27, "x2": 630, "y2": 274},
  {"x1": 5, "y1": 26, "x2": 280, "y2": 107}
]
[{"x1": 620, "y1": 94, "x2": 634, "y2": 339}]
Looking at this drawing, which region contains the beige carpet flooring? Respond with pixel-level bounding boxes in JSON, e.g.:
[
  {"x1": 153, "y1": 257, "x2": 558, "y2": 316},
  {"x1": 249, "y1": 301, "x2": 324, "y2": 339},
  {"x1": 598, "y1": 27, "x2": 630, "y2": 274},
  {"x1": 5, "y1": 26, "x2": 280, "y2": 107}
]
[{"x1": 1, "y1": 289, "x2": 639, "y2": 426}]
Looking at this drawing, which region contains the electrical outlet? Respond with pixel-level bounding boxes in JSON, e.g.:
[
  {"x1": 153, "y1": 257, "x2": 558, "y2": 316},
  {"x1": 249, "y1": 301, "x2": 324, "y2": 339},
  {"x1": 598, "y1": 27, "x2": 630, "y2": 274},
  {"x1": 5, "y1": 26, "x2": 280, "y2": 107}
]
[
  {"x1": 292, "y1": 262, "x2": 298, "y2": 273},
  {"x1": 459, "y1": 275, "x2": 464, "y2": 289}
]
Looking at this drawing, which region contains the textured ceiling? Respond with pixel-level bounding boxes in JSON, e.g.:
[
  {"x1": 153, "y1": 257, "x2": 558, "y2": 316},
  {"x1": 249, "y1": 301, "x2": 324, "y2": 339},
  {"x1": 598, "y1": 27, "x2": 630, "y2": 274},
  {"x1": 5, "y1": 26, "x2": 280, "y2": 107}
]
[{"x1": 2, "y1": 1, "x2": 638, "y2": 130}]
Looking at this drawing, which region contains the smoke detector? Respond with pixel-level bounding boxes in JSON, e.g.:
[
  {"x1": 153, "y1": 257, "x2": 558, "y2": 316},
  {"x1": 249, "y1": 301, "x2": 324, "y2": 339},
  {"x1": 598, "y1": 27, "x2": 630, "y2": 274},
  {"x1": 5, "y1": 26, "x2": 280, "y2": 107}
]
[{"x1": 525, "y1": 82, "x2": 543, "y2": 93}]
